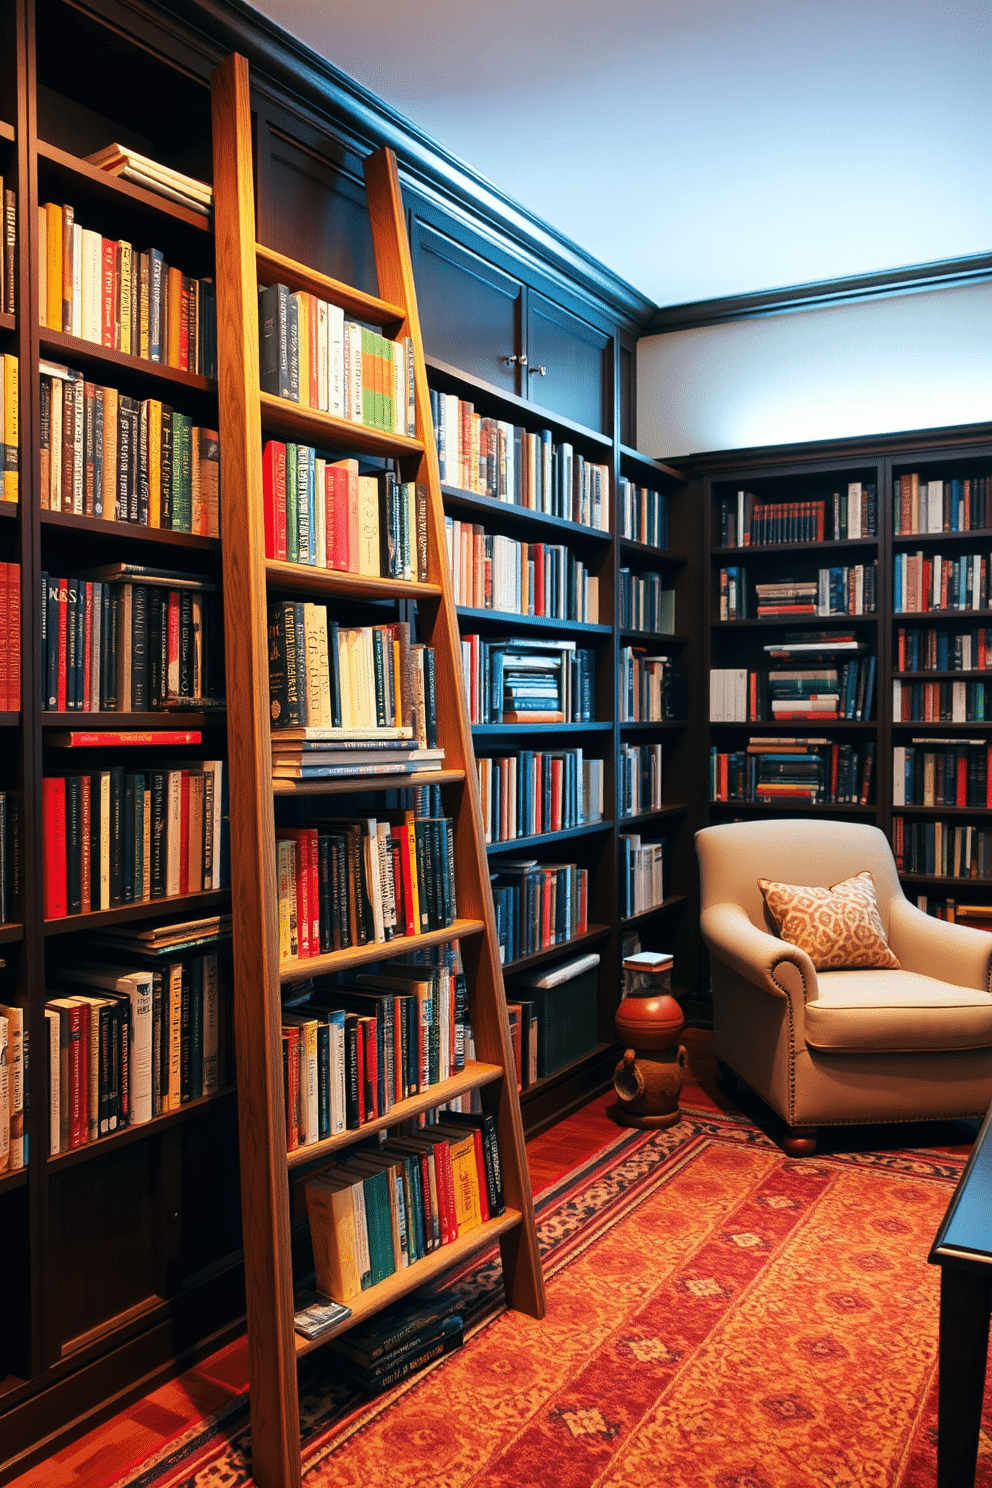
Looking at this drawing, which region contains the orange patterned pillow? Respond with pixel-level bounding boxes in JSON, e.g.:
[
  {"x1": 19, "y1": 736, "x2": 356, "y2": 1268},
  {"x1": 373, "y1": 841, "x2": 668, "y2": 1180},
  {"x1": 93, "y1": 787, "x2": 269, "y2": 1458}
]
[{"x1": 758, "y1": 871, "x2": 900, "y2": 971}]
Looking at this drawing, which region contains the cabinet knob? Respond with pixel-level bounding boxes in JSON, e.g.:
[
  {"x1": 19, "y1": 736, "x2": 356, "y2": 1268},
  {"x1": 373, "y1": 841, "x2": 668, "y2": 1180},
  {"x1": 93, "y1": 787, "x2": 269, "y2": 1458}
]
[
  {"x1": 529, "y1": 364, "x2": 547, "y2": 377},
  {"x1": 502, "y1": 354, "x2": 526, "y2": 366}
]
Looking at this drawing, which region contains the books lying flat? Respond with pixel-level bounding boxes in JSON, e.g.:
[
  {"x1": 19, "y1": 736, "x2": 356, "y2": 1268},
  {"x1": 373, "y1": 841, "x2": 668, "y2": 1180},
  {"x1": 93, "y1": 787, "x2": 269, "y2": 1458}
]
[
  {"x1": 47, "y1": 731, "x2": 203, "y2": 747},
  {"x1": 273, "y1": 727, "x2": 413, "y2": 742},
  {"x1": 292, "y1": 1289, "x2": 352, "y2": 1341},
  {"x1": 272, "y1": 748, "x2": 445, "y2": 780},
  {"x1": 85, "y1": 145, "x2": 213, "y2": 215}
]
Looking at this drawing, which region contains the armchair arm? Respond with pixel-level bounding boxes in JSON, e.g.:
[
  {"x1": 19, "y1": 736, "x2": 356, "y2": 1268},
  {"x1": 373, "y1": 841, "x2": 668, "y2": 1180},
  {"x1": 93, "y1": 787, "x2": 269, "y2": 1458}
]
[
  {"x1": 887, "y1": 896, "x2": 992, "y2": 992},
  {"x1": 700, "y1": 902, "x2": 817, "y2": 1003}
]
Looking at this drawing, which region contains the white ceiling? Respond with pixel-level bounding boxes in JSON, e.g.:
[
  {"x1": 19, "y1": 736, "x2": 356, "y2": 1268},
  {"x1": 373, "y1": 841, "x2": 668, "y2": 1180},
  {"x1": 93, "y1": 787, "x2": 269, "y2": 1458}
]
[{"x1": 250, "y1": 0, "x2": 992, "y2": 311}]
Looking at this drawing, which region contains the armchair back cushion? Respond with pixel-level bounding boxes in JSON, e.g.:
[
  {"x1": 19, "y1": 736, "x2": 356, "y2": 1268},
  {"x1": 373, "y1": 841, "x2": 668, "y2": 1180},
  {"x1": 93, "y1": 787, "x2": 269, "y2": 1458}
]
[{"x1": 758, "y1": 871, "x2": 900, "y2": 970}]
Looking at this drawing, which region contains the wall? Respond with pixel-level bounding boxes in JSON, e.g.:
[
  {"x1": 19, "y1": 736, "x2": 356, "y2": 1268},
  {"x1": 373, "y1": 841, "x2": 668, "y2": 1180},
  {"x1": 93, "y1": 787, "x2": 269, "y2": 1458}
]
[{"x1": 636, "y1": 280, "x2": 992, "y2": 460}]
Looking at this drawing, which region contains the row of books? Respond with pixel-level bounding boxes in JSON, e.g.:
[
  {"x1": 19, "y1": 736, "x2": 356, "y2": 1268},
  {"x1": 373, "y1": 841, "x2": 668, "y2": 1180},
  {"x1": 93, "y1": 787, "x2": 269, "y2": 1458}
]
[
  {"x1": 709, "y1": 657, "x2": 876, "y2": 723},
  {"x1": 893, "y1": 816, "x2": 992, "y2": 881},
  {"x1": 894, "y1": 551, "x2": 990, "y2": 614},
  {"x1": 619, "y1": 650, "x2": 686, "y2": 723},
  {"x1": 0, "y1": 1003, "x2": 23, "y2": 1170},
  {"x1": 45, "y1": 952, "x2": 226, "y2": 1153},
  {"x1": 726, "y1": 566, "x2": 877, "y2": 620},
  {"x1": 41, "y1": 761, "x2": 227, "y2": 919},
  {"x1": 893, "y1": 473, "x2": 992, "y2": 536},
  {"x1": 268, "y1": 609, "x2": 437, "y2": 746},
  {"x1": 0, "y1": 179, "x2": 15, "y2": 317},
  {"x1": 40, "y1": 363, "x2": 220, "y2": 533},
  {"x1": 258, "y1": 283, "x2": 415, "y2": 435},
  {"x1": 262, "y1": 444, "x2": 427, "y2": 580},
  {"x1": 0, "y1": 793, "x2": 19, "y2": 925},
  {"x1": 893, "y1": 679, "x2": 992, "y2": 724},
  {"x1": 0, "y1": 353, "x2": 17, "y2": 501},
  {"x1": 276, "y1": 807, "x2": 457, "y2": 963},
  {"x1": 915, "y1": 899, "x2": 992, "y2": 925},
  {"x1": 620, "y1": 742, "x2": 664, "y2": 818},
  {"x1": 619, "y1": 479, "x2": 667, "y2": 549},
  {"x1": 460, "y1": 636, "x2": 596, "y2": 725},
  {"x1": 306, "y1": 1110, "x2": 504, "y2": 1304},
  {"x1": 896, "y1": 627, "x2": 992, "y2": 674},
  {"x1": 489, "y1": 860, "x2": 588, "y2": 966},
  {"x1": 0, "y1": 562, "x2": 20, "y2": 709},
  {"x1": 39, "y1": 203, "x2": 217, "y2": 375},
  {"x1": 430, "y1": 391, "x2": 610, "y2": 531},
  {"x1": 619, "y1": 569, "x2": 675, "y2": 634},
  {"x1": 709, "y1": 740, "x2": 875, "y2": 806},
  {"x1": 718, "y1": 484, "x2": 877, "y2": 547},
  {"x1": 282, "y1": 948, "x2": 467, "y2": 1145},
  {"x1": 41, "y1": 569, "x2": 221, "y2": 713},
  {"x1": 317, "y1": 1286, "x2": 467, "y2": 1392},
  {"x1": 892, "y1": 741, "x2": 991, "y2": 808},
  {"x1": 619, "y1": 833, "x2": 665, "y2": 918},
  {"x1": 444, "y1": 518, "x2": 601, "y2": 623},
  {"x1": 476, "y1": 749, "x2": 605, "y2": 843}
]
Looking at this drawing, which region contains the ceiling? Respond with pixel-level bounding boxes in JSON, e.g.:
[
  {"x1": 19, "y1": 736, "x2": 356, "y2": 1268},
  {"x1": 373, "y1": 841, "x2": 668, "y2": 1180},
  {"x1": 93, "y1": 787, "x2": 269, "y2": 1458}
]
[{"x1": 249, "y1": 0, "x2": 992, "y2": 312}]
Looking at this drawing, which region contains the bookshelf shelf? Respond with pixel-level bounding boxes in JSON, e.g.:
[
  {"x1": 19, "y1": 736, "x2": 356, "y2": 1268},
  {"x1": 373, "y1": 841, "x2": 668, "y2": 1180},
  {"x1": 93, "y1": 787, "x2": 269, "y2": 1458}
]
[
  {"x1": 619, "y1": 629, "x2": 687, "y2": 647},
  {"x1": 255, "y1": 243, "x2": 405, "y2": 328},
  {"x1": 456, "y1": 607, "x2": 610, "y2": 636},
  {"x1": 46, "y1": 1087, "x2": 238, "y2": 1173},
  {"x1": 618, "y1": 444, "x2": 684, "y2": 482},
  {"x1": 709, "y1": 800, "x2": 875, "y2": 816},
  {"x1": 619, "y1": 895, "x2": 688, "y2": 927},
  {"x1": 38, "y1": 328, "x2": 217, "y2": 396},
  {"x1": 0, "y1": 313, "x2": 14, "y2": 335},
  {"x1": 711, "y1": 613, "x2": 878, "y2": 630},
  {"x1": 0, "y1": 923, "x2": 23, "y2": 945},
  {"x1": 472, "y1": 722, "x2": 612, "y2": 739},
  {"x1": 440, "y1": 484, "x2": 612, "y2": 546},
  {"x1": 40, "y1": 509, "x2": 221, "y2": 553},
  {"x1": 279, "y1": 918, "x2": 485, "y2": 984},
  {"x1": 42, "y1": 712, "x2": 223, "y2": 730},
  {"x1": 708, "y1": 718, "x2": 876, "y2": 732},
  {"x1": 264, "y1": 560, "x2": 442, "y2": 603},
  {"x1": 293, "y1": 1208, "x2": 524, "y2": 1358},
  {"x1": 271, "y1": 768, "x2": 465, "y2": 797},
  {"x1": 900, "y1": 874, "x2": 992, "y2": 888},
  {"x1": 502, "y1": 923, "x2": 612, "y2": 976},
  {"x1": 620, "y1": 804, "x2": 688, "y2": 824},
  {"x1": 894, "y1": 610, "x2": 992, "y2": 622},
  {"x1": 618, "y1": 719, "x2": 687, "y2": 732},
  {"x1": 37, "y1": 140, "x2": 212, "y2": 234},
  {"x1": 620, "y1": 540, "x2": 688, "y2": 566},
  {"x1": 892, "y1": 528, "x2": 992, "y2": 548},
  {"x1": 284, "y1": 1061, "x2": 504, "y2": 1168},
  {"x1": 258, "y1": 390, "x2": 425, "y2": 458},
  {"x1": 891, "y1": 719, "x2": 991, "y2": 732},
  {"x1": 485, "y1": 820, "x2": 612, "y2": 854},
  {"x1": 893, "y1": 671, "x2": 992, "y2": 681},
  {"x1": 43, "y1": 889, "x2": 230, "y2": 937},
  {"x1": 712, "y1": 537, "x2": 879, "y2": 558},
  {"x1": 0, "y1": 1169, "x2": 27, "y2": 1195},
  {"x1": 0, "y1": 712, "x2": 20, "y2": 727},
  {"x1": 895, "y1": 805, "x2": 992, "y2": 817},
  {"x1": 520, "y1": 1042, "x2": 614, "y2": 1103}
]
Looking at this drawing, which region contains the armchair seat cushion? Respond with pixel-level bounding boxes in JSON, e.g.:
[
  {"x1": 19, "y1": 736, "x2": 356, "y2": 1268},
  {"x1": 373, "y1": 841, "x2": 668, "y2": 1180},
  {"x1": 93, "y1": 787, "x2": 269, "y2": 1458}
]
[{"x1": 806, "y1": 969, "x2": 992, "y2": 1054}]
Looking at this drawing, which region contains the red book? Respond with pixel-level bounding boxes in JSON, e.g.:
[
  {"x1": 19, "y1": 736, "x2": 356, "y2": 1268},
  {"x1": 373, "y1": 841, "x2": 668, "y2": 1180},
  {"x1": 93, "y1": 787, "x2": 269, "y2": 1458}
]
[
  {"x1": 101, "y1": 237, "x2": 115, "y2": 348},
  {"x1": 541, "y1": 871, "x2": 553, "y2": 949},
  {"x1": 8, "y1": 561, "x2": 18, "y2": 711},
  {"x1": 533, "y1": 543, "x2": 545, "y2": 615},
  {"x1": 42, "y1": 775, "x2": 68, "y2": 919},
  {"x1": 307, "y1": 293, "x2": 318, "y2": 408},
  {"x1": 391, "y1": 823, "x2": 415, "y2": 938},
  {"x1": 296, "y1": 829, "x2": 310, "y2": 958},
  {"x1": 167, "y1": 592, "x2": 180, "y2": 698},
  {"x1": 179, "y1": 770, "x2": 190, "y2": 894},
  {"x1": 981, "y1": 630, "x2": 988, "y2": 670},
  {"x1": 261, "y1": 441, "x2": 287, "y2": 561},
  {"x1": 178, "y1": 277, "x2": 190, "y2": 371},
  {"x1": 325, "y1": 464, "x2": 349, "y2": 570},
  {"x1": 354, "y1": 1015, "x2": 365, "y2": 1124},
  {"x1": 550, "y1": 756, "x2": 563, "y2": 833},
  {"x1": 281, "y1": 1026, "x2": 300, "y2": 1150},
  {"x1": 361, "y1": 1016, "x2": 377, "y2": 1120},
  {"x1": 79, "y1": 774, "x2": 92, "y2": 914},
  {"x1": 47, "y1": 730, "x2": 203, "y2": 747},
  {"x1": 82, "y1": 581, "x2": 92, "y2": 708},
  {"x1": 56, "y1": 578, "x2": 68, "y2": 712},
  {"x1": 68, "y1": 999, "x2": 90, "y2": 1149},
  {"x1": 0, "y1": 563, "x2": 9, "y2": 710},
  {"x1": 956, "y1": 751, "x2": 968, "y2": 807}
]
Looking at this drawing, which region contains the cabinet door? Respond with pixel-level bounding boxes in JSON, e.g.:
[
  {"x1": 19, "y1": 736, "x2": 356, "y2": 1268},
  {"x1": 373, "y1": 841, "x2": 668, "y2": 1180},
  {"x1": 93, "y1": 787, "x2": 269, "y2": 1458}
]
[
  {"x1": 526, "y1": 291, "x2": 611, "y2": 435},
  {"x1": 413, "y1": 221, "x2": 522, "y2": 394}
]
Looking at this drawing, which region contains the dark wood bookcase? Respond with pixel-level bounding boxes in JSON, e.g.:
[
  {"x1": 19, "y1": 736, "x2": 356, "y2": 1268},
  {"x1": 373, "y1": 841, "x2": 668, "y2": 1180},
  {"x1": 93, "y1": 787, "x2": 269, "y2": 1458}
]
[{"x1": 694, "y1": 424, "x2": 992, "y2": 956}]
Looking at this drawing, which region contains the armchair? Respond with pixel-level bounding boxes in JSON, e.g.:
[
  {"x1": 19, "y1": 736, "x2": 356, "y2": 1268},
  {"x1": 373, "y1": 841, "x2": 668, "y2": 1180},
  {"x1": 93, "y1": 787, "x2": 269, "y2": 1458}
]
[{"x1": 696, "y1": 818, "x2": 992, "y2": 1154}]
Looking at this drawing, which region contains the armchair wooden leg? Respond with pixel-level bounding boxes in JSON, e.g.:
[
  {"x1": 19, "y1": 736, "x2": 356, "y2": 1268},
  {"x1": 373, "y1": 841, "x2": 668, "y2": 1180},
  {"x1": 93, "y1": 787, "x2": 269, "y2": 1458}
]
[{"x1": 783, "y1": 1127, "x2": 817, "y2": 1156}]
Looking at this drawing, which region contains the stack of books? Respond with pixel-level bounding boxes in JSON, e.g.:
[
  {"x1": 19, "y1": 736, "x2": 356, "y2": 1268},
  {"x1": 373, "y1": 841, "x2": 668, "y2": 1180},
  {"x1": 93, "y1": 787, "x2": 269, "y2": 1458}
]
[
  {"x1": 258, "y1": 283, "x2": 415, "y2": 435},
  {"x1": 460, "y1": 636, "x2": 595, "y2": 725},
  {"x1": 39, "y1": 205, "x2": 216, "y2": 374},
  {"x1": 85, "y1": 145, "x2": 213, "y2": 216},
  {"x1": 323, "y1": 1287, "x2": 466, "y2": 1393},
  {"x1": 262, "y1": 445, "x2": 426, "y2": 578},
  {"x1": 710, "y1": 737, "x2": 875, "y2": 806},
  {"x1": 281, "y1": 942, "x2": 468, "y2": 1146},
  {"x1": 754, "y1": 579, "x2": 817, "y2": 617}
]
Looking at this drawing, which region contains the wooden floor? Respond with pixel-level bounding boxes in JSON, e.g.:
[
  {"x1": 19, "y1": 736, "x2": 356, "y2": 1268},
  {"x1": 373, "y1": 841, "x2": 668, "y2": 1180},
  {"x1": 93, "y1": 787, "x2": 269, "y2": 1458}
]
[{"x1": 8, "y1": 1028, "x2": 969, "y2": 1487}]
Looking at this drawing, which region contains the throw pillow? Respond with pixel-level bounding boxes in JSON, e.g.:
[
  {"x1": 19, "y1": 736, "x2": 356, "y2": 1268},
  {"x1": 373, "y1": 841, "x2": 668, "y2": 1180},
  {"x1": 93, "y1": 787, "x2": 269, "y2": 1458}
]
[{"x1": 758, "y1": 870, "x2": 900, "y2": 971}]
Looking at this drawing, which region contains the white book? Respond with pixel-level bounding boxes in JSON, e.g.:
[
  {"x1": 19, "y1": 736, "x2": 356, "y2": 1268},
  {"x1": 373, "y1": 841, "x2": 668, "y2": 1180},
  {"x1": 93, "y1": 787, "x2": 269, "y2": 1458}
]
[
  {"x1": 327, "y1": 1009, "x2": 346, "y2": 1135},
  {"x1": 928, "y1": 479, "x2": 943, "y2": 534},
  {"x1": 45, "y1": 1007, "x2": 60, "y2": 1155},
  {"x1": 80, "y1": 228, "x2": 103, "y2": 343},
  {"x1": 444, "y1": 393, "x2": 461, "y2": 486},
  {"x1": 847, "y1": 481, "x2": 862, "y2": 540},
  {"x1": 893, "y1": 746, "x2": 906, "y2": 805},
  {"x1": 71, "y1": 222, "x2": 83, "y2": 338},
  {"x1": 316, "y1": 298, "x2": 328, "y2": 412},
  {"x1": 393, "y1": 338, "x2": 405, "y2": 435},
  {"x1": 327, "y1": 301, "x2": 344, "y2": 417},
  {"x1": 166, "y1": 770, "x2": 183, "y2": 896},
  {"x1": 346, "y1": 320, "x2": 363, "y2": 424}
]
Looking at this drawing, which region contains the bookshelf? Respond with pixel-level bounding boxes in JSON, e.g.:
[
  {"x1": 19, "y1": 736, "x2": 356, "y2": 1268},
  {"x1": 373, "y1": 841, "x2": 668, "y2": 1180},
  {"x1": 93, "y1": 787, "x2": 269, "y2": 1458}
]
[
  {"x1": 209, "y1": 55, "x2": 544, "y2": 1488},
  {"x1": 696, "y1": 426, "x2": 992, "y2": 937}
]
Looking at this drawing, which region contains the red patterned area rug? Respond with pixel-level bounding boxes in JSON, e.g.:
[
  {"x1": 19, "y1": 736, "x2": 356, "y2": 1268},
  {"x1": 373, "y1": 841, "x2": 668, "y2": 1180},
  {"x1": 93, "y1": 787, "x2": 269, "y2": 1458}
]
[{"x1": 111, "y1": 1104, "x2": 990, "y2": 1488}]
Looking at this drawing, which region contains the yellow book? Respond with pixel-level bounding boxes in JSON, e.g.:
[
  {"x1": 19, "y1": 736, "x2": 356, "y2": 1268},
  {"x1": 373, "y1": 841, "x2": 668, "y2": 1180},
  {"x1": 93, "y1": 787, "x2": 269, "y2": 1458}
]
[
  {"x1": 357, "y1": 474, "x2": 380, "y2": 576},
  {"x1": 190, "y1": 426, "x2": 202, "y2": 534},
  {"x1": 305, "y1": 1173, "x2": 364, "y2": 1302},
  {"x1": 147, "y1": 399, "x2": 162, "y2": 526},
  {"x1": 166, "y1": 264, "x2": 183, "y2": 367},
  {"x1": 102, "y1": 386, "x2": 118, "y2": 520},
  {"x1": 37, "y1": 206, "x2": 47, "y2": 326},
  {"x1": 45, "y1": 203, "x2": 62, "y2": 330},
  {"x1": 3, "y1": 354, "x2": 17, "y2": 502},
  {"x1": 447, "y1": 1132, "x2": 482, "y2": 1235},
  {"x1": 166, "y1": 963, "x2": 182, "y2": 1113}
]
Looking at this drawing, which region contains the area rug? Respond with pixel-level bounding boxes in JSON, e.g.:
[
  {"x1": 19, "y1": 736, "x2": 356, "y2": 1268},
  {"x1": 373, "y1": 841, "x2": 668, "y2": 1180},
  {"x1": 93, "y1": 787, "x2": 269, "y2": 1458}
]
[{"x1": 110, "y1": 1103, "x2": 989, "y2": 1488}]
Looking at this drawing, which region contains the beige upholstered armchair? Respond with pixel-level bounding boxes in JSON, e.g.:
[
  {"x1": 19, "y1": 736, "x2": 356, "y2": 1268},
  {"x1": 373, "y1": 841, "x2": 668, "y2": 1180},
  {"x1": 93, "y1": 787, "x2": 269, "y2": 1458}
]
[{"x1": 696, "y1": 819, "x2": 992, "y2": 1154}]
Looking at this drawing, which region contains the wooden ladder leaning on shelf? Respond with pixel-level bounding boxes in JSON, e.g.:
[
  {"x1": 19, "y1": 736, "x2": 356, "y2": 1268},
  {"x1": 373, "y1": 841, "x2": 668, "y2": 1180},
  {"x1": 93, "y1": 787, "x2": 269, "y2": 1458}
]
[{"x1": 210, "y1": 52, "x2": 546, "y2": 1488}]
